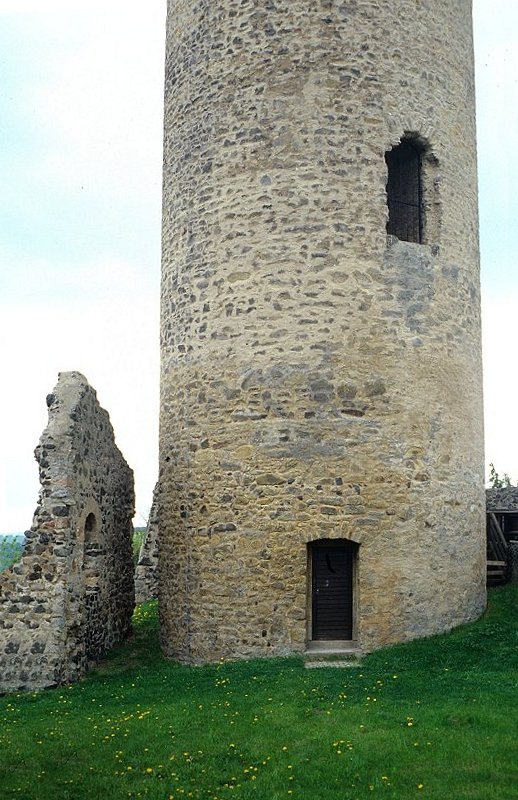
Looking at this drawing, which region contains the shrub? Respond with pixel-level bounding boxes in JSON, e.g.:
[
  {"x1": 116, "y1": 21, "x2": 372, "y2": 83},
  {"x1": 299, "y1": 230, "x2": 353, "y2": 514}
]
[{"x1": 0, "y1": 535, "x2": 25, "y2": 573}]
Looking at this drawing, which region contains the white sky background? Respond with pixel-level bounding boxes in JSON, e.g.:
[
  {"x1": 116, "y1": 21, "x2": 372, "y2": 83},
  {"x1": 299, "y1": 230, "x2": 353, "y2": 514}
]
[
  {"x1": 0, "y1": 0, "x2": 166, "y2": 532},
  {"x1": 0, "y1": 0, "x2": 516, "y2": 533}
]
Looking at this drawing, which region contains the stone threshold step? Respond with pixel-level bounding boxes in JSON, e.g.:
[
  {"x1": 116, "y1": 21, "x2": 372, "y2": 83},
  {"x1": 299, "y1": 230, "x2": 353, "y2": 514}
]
[
  {"x1": 306, "y1": 640, "x2": 359, "y2": 654},
  {"x1": 304, "y1": 641, "x2": 362, "y2": 669},
  {"x1": 305, "y1": 659, "x2": 362, "y2": 669}
]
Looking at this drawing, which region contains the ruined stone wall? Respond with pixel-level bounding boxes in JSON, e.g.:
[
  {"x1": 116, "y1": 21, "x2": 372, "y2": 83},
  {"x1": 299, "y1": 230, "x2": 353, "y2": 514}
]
[
  {"x1": 160, "y1": 0, "x2": 485, "y2": 662},
  {"x1": 486, "y1": 487, "x2": 518, "y2": 512},
  {"x1": 135, "y1": 483, "x2": 159, "y2": 604},
  {"x1": 0, "y1": 372, "x2": 134, "y2": 693}
]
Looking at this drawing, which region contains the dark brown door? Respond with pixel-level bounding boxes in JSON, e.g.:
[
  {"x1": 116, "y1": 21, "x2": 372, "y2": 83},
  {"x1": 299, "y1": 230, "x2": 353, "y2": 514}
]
[{"x1": 312, "y1": 544, "x2": 353, "y2": 640}]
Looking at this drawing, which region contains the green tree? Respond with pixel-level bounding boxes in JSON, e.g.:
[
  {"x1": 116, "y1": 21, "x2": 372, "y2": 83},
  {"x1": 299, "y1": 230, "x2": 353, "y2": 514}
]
[{"x1": 489, "y1": 462, "x2": 512, "y2": 489}]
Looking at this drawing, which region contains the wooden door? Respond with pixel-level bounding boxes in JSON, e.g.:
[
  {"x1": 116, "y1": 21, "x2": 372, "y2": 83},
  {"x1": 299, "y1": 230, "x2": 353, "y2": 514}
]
[{"x1": 312, "y1": 544, "x2": 353, "y2": 640}]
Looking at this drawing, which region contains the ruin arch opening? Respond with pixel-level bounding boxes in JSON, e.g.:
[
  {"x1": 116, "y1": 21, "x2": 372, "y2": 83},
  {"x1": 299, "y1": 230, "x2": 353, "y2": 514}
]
[
  {"x1": 84, "y1": 513, "x2": 98, "y2": 546},
  {"x1": 82, "y1": 510, "x2": 103, "y2": 602}
]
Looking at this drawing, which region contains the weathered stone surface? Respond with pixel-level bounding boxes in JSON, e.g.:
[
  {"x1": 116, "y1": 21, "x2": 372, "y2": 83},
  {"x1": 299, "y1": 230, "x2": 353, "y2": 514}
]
[
  {"x1": 159, "y1": 1, "x2": 485, "y2": 663},
  {"x1": 0, "y1": 372, "x2": 135, "y2": 693}
]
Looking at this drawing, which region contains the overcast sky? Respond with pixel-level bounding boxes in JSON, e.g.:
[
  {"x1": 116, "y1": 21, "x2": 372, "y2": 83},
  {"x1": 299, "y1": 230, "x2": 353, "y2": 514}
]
[{"x1": 0, "y1": 1, "x2": 517, "y2": 533}]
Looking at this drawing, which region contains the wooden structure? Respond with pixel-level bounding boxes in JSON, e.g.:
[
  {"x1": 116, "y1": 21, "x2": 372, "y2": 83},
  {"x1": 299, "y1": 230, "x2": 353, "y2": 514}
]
[
  {"x1": 311, "y1": 541, "x2": 356, "y2": 642},
  {"x1": 486, "y1": 512, "x2": 511, "y2": 586}
]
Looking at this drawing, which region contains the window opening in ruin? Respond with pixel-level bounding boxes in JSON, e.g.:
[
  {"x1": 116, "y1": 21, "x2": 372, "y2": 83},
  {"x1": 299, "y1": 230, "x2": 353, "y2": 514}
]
[
  {"x1": 84, "y1": 512, "x2": 98, "y2": 546},
  {"x1": 385, "y1": 138, "x2": 423, "y2": 243},
  {"x1": 83, "y1": 511, "x2": 102, "y2": 597}
]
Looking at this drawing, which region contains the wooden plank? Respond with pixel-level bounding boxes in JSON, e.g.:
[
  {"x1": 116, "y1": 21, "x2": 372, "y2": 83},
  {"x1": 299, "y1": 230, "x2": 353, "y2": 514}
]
[{"x1": 488, "y1": 513, "x2": 509, "y2": 561}]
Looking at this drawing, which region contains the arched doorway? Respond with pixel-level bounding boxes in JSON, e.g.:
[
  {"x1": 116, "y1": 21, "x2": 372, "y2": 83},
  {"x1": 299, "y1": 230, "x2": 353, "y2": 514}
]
[{"x1": 309, "y1": 539, "x2": 357, "y2": 641}]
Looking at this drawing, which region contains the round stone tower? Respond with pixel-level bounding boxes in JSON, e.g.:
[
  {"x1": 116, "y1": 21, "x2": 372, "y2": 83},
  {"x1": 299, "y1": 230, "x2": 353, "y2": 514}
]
[{"x1": 160, "y1": 0, "x2": 485, "y2": 663}]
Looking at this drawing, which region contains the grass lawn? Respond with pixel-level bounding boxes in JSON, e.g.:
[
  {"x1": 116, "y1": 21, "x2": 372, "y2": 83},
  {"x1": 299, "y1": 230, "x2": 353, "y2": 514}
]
[{"x1": 0, "y1": 587, "x2": 517, "y2": 800}]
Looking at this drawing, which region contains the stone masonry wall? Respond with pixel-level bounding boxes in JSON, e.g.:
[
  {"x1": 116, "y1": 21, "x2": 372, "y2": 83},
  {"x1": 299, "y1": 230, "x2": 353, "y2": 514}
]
[
  {"x1": 0, "y1": 372, "x2": 135, "y2": 693},
  {"x1": 134, "y1": 483, "x2": 159, "y2": 604},
  {"x1": 160, "y1": 0, "x2": 486, "y2": 662},
  {"x1": 486, "y1": 487, "x2": 518, "y2": 512}
]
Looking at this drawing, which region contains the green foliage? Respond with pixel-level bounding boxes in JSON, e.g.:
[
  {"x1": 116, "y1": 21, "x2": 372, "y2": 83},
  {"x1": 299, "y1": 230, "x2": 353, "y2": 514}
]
[
  {"x1": 132, "y1": 527, "x2": 146, "y2": 565},
  {"x1": 0, "y1": 588, "x2": 517, "y2": 799},
  {"x1": 488, "y1": 462, "x2": 512, "y2": 489},
  {"x1": 0, "y1": 535, "x2": 24, "y2": 573}
]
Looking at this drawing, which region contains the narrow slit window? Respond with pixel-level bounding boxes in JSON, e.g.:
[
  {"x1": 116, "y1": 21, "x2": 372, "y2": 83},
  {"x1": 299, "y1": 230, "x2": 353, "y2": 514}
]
[
  {"x1": 84, "y1": 512, "x2": 98, "y2": 545},
  {"x1": 385, "y1": 138, "x2": 423, "y2": 243}
]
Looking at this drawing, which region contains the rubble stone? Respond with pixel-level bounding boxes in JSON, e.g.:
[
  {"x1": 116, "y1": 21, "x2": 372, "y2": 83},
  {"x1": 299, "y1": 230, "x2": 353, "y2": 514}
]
[
  {"x1": 159, "y1": 0, "x2": 485, "y2": 663},
  {"x1": 0, "y1": 372, "x2": 135, "y2": 693}
]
